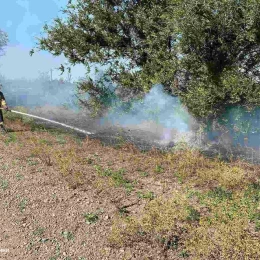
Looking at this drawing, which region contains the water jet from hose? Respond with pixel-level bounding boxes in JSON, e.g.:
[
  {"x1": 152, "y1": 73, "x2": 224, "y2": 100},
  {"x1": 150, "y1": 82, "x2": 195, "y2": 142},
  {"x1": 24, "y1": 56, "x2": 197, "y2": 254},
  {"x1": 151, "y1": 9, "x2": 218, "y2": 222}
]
[{"x1": 6, "y1": 109, "x2": 95, "y2": 135}]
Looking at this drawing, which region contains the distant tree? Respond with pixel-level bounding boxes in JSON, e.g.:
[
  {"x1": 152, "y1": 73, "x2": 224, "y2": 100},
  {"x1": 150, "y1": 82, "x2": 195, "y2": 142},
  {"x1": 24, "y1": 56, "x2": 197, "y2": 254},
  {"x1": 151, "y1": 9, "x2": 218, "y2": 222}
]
[
  {"x1": 0, "y1": 29, "x2": 8, "y2": 56},
  {"x1": 33, "y1": 0, "x2": 260, "y2": 121}
]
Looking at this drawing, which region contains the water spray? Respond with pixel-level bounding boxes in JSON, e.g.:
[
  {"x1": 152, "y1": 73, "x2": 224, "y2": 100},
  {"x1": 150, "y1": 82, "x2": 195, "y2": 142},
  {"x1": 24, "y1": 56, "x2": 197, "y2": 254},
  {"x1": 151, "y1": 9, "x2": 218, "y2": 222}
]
[{"x1": 4, "y1": 109, "x2": 95, "y2": 135}]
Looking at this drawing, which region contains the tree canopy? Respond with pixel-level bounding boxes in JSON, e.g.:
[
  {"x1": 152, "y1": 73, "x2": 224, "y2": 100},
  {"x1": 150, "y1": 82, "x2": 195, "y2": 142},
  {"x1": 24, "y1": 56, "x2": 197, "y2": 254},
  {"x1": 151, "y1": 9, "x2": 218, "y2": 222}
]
[{"x1": 33, "y1": 0, "x2": 260, "y2": 120}]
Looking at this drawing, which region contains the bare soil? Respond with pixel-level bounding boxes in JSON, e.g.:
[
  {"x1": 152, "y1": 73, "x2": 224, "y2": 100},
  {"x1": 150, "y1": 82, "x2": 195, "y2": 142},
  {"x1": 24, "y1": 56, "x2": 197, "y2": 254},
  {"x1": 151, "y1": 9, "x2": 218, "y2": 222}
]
[{"x1": 0, "y1": 119, "x2": 187, "y2": 260}]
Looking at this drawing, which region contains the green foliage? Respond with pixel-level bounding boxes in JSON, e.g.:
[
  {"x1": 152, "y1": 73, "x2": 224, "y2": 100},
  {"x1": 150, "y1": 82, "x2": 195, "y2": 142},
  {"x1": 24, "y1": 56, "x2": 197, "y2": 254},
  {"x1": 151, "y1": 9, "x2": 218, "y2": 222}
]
[{"x1": 34, "y1": 0, "x2": 260, "y2": 121}]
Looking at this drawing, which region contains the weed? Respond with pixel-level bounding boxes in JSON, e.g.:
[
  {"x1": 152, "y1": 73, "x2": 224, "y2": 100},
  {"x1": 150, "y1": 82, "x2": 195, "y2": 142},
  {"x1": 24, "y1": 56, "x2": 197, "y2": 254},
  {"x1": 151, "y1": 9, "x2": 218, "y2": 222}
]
[
  {"x1": 179, "y1": 250, "x2": 189, "y2": 258},
  {"x1": 61, "y1": 230, "x2": 74, "y2": 241},
  {"x1": 3, "y1": 234, "x2": 9, "y2": 240},
  {"x1": 27, "y1": 158, "x2": 39, "y2": 166},
  {"x1": 118, "y1": 206, "x2": 130, "y2": 217},
  {"x1": 174, "y1": 172, "x2": 183, "y2": 184},
  {"x1": 31, "y1": 145, "x2": 53, "y2": 166},
  {"x1": 19, "y1": 198, "x2": 27, "y2": 212},
  {"x1": 186, "y1": 206, "x2": 200, "y2": 222},
  {"x1": 124, "y1": 183, "x2": 134, "y2": 195},
  {"x1": 33, "y1": 227, "x2": 45, "y2": 237},
  {"x1": 137, "y1": 191, "x2": 155, "y2": 200},
  {"x1": 84, "y1": 157, "x2": 93, "y2": 164},
  {"x1": 140, "y1": 171, "x2": 149, "y2": 177},
  {"x1": 40, "y1": 238, "x2": 49, "y2": 243},
  {"x1": 154, "y1": 164, "x2": 164, "y2": 174},
  {"x1": 94, "y1": 166, "x2": 134, "y2": 194},
  {"x1": 84, "y1": 212, "x2": 99, "y2": 224},
  {"x1": 4, "y1": 133, "x2": 17, "y2": 145},
  {"x1": 56, "y1": 135, "x2": 67, "y2": 144},
  {"x1": 244, "y1": 182, "x2": 260, "y2": 202},
  {"x1": 255, "y1": 221, "x2": 260, "y2": 231},
  {"x1": 115, "y1": 135, "x2": 126, "y2": 148},
  {"x1": 107, "y1": 161, "x2": 113, "y2": 166},
  {"x1": 51, "y1": 238, "x2": 61, "y2": 258},
  {"x1": 1, "y1": 164, "x2": 8, "y2": 170},
  {"x1": 16, "y1": 173, "x2": 24, "y2": 180},
  {"x1": 26, "y1": 239, "x2": 34, "y2": 251},
  {"x1": 39, "y1": 139, "x2": 53, "y2": 146},
  {"x1": 0, "y1": 176, "x2": 8, "y2": 190},
  {"x1": 165, "y1": 235, "x2": 179, "y2": 250},
  {"x1": 207, "y1": 186, "x2": 233, "y2": 201},
  {"x1": 78, "y1": 257, "x2": 86, "y2": 260}
]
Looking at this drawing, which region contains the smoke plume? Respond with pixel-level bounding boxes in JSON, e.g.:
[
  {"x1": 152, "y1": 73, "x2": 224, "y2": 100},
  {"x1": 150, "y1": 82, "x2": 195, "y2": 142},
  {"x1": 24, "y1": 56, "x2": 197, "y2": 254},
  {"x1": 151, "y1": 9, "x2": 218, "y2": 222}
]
[{"x1": 2, "y1": 72, "x2": 260, "y2": 165}]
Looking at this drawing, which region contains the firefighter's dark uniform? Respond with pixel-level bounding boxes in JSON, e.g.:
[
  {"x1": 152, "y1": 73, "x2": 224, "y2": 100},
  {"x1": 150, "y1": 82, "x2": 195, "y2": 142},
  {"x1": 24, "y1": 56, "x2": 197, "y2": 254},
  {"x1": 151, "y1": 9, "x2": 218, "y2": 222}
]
[{"x1": 0, "y1": 91, "x2": 8, "y2": 131}]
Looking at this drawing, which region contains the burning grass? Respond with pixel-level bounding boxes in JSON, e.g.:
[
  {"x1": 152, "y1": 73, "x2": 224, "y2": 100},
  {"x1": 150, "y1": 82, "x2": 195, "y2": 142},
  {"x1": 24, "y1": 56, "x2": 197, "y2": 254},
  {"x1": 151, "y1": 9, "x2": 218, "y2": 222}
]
[{"x1": 2, "y1": 110, "x2": 260, "y2": 259}]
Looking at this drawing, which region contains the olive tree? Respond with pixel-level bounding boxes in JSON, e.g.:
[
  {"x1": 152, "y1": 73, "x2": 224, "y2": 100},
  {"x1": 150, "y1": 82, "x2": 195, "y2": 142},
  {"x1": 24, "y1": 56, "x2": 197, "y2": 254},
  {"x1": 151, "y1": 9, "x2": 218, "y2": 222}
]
[{"x1": 33, "y1": 0, "x2": 260, "y2": 120}]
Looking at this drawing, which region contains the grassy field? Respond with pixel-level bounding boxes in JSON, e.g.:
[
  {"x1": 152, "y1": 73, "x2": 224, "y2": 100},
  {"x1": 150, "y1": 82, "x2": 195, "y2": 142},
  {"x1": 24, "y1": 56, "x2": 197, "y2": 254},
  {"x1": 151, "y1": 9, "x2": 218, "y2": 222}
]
[{"x1": 1, "y1": 107, "x2": 260, "y2": 259}]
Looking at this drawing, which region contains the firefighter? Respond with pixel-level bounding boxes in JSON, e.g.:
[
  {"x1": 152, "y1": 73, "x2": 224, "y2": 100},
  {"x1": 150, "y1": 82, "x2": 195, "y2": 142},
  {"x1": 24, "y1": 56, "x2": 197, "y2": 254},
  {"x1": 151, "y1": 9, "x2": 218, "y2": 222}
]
[{"x1": 0, "y1": 84, "x2": 9, "y2": 133}]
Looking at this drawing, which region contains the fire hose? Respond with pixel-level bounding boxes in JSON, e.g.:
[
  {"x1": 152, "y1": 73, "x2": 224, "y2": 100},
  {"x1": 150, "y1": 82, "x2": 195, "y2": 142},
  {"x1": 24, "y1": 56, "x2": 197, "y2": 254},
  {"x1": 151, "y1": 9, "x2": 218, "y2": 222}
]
[{"x1": 1, "y1": 108, "x2": 95, "y2": 135}]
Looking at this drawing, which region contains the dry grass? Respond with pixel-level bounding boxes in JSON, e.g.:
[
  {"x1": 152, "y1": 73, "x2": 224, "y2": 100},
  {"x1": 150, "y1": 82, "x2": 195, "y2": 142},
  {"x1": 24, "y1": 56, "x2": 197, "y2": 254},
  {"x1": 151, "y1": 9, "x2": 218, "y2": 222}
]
[{"x1": 2, "y1": 109, "x2": 260, "y2": 259}]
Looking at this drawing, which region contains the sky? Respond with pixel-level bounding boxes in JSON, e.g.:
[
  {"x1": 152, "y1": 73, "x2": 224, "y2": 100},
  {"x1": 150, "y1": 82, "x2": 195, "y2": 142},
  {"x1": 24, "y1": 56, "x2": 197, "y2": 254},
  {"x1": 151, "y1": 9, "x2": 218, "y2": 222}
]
[{"x1": 0, "y1": 0, "x2": 86, "y2": 81}]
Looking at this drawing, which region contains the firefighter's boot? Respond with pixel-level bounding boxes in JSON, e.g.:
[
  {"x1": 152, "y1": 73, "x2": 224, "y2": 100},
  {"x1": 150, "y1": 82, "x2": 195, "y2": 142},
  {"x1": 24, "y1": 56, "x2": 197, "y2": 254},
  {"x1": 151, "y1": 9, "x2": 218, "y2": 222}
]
[{"x1": 0, "y1": 124, "x2": 7, "y2": 134}]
